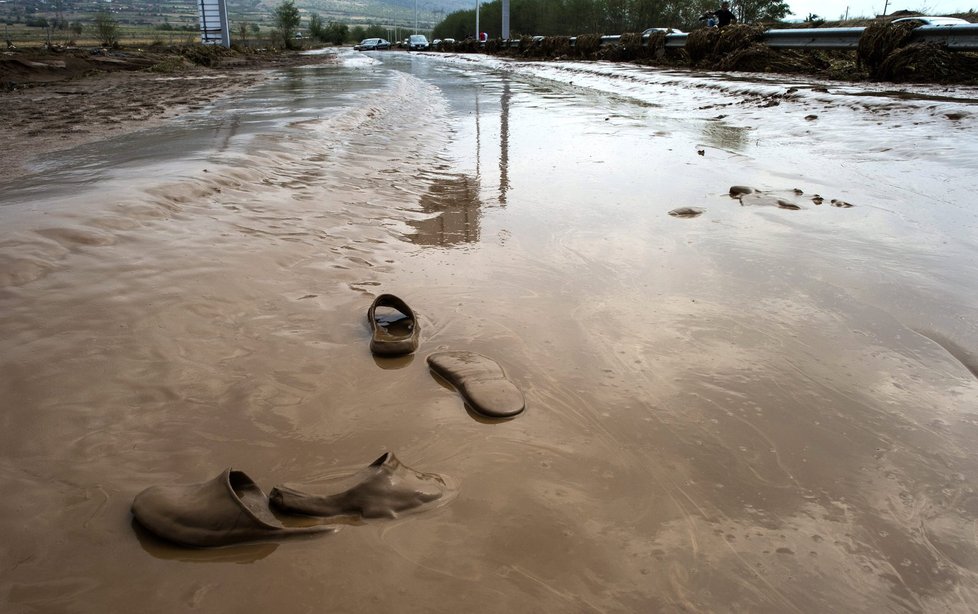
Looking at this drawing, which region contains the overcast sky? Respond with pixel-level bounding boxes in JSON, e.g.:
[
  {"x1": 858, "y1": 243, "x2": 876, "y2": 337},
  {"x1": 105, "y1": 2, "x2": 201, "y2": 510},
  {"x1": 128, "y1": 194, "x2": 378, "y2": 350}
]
[{"x1": 783, "y1": 1, "x2": 975, "y2": 19}]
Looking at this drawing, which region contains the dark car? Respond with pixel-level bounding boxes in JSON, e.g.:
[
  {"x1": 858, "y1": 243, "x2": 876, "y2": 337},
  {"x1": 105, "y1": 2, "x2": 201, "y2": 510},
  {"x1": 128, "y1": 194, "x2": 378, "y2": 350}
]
[
  {"x1": 355, "y1": 38, "x2": 391, "y2": 51},
  {"x1": 407, "y1": 34, "x2": 429, "y2": 51}
]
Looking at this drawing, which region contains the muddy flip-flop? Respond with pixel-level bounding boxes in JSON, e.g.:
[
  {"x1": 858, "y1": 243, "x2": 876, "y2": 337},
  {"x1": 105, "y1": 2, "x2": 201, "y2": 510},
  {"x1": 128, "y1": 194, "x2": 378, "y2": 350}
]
[
  {"x1": 367, "y1": 294, "x2": 420, "y2": 356},
  {"x1": 729, "y1": 185, "x2": 754, "y2": 197},
  {"x1": 131, "y1": 468, "x2": 334, "y2": 547},
  {"x1": 668, "y1": 207, "x2": 705, "y2": 218},
  {"x1": 427, "y1": 350, "x2": 525, "y2": 418},
  {"x1": 269, "y1": 452, "x2": 449, "y2": 519}
]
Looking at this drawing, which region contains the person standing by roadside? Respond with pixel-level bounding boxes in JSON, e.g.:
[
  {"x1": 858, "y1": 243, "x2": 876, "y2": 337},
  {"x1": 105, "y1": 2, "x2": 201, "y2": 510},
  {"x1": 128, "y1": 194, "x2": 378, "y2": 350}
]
[{"x1": 714, "y1": 2, "x2": 737, "y2": 27}]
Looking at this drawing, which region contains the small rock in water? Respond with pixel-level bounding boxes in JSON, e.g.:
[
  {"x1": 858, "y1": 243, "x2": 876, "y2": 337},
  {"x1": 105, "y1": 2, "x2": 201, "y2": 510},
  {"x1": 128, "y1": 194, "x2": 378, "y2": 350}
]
[
  {"x1": 729, "y1": 185, "x2": 754, "y2": 197},
  {"x1": 831, "y1": 199, "x2": 854, "y2": 208},
  {"x1": 776, "y1": 199, "x2": 802, "y2": 210}
]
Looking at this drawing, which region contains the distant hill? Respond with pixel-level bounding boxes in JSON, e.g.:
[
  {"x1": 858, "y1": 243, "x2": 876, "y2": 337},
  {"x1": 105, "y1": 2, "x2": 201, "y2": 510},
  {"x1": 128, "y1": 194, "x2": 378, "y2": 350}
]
[
  {"x1": 0, "y1": 0, "x2": 475, "y2": 32},
  {"x1": 283, "y1": 0, "x2": 474, "y2": 30}
]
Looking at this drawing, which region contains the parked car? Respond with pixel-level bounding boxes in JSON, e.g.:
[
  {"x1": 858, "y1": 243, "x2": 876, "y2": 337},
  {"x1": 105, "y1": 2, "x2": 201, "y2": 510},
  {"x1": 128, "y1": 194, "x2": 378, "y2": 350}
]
[
  {"x1": 355, "y1": 38, "x2": 391, "y2": 51},
  {"x1": 408, "y1": 34, "x2": 429, "y2": 50},
  {"x1": 891, "y1": 16, "x2": 969, "y2": 26},
  {"x1": 642, "y1": 27, "x2": 684, "y2": 36}
]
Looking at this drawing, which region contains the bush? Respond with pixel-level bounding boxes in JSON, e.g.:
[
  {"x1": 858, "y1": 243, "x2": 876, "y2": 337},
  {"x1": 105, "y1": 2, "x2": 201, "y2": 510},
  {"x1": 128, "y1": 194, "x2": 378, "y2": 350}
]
[
  {"x1": 274, "y1": 0, "x2": 301, "y2": 49},
  {"x1": 94, "y1": 11, "x2": 119, "y2": 47}
]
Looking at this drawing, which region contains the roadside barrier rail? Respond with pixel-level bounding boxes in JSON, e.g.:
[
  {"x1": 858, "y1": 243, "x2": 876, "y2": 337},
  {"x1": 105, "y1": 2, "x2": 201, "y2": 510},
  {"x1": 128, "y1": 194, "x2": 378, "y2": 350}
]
[
  {"x1": 760, "y1": 27, "x2": 864, "y2": 49},
  {"x1": 909, "y1": 23, "x2": 978, "y2": 49},
  {"x1": 555, "y1": 23, "x2": 978, "y2": 52}
]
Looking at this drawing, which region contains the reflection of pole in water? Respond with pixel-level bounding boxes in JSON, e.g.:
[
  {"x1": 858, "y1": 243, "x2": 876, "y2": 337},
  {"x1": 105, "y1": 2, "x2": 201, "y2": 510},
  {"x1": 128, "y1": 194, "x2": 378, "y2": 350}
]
[
  {"x1": 499, "y1": 80, "x2": 511, "y2": 204},
  {"x1": 215, "y1": 114, "x2": 241, "y2": 153},
  {"x1": 474, "y1": 87, "x2": 481, "y2": 180}
]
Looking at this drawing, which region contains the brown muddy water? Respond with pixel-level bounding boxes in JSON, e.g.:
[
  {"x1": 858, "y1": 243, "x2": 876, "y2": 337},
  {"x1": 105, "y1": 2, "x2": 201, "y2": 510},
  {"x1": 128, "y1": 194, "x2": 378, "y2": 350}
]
[{"x1": 2, "y1": 49, "x2": 978, "y2": 612}]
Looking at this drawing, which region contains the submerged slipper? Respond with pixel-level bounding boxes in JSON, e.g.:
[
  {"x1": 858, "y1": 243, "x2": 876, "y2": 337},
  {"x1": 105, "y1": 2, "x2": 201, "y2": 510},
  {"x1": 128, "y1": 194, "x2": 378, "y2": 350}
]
[
  {"x1": 131, "y1": 468, "x2": 333, "y2": 547},
  {"x1": 427, "y1": 351, "x2": 525, "y2": 418},
  {"x1": 367, "y1": 294, "x2": 420, "y2": 356},
  {"x1": 270, "y1": 452, "x2": 448, "y2": 519}
]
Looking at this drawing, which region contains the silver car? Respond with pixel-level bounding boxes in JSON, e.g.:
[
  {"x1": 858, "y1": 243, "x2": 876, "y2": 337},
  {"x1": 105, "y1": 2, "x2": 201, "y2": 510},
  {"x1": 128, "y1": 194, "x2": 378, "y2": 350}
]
[
  {"x1": 355, "y1": 38, "x2": 391, "y2": 51},
  {"x1": 891, "y1": 16, "x2": 969, "y2": 26}
]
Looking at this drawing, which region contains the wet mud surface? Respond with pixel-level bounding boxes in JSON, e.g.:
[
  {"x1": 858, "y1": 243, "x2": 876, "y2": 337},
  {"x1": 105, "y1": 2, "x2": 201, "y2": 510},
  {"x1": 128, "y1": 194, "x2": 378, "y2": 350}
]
[
  {"x1": 0, "y1": 48, "x2": 337, "y2": 178},
  {"x1": 1, "y1": 50, "x2": 978, "y2": 612}
]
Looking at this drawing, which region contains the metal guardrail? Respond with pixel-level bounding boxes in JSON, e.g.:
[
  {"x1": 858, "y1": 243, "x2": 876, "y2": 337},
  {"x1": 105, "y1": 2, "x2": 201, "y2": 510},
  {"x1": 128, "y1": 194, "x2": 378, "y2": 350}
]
[
  {"x1": 911, "y1": 23, "x2": 978, "y2": 49},
  {"x1": 564, "y1": 23, "x2": 978, "y2": 52},
  {"x1": 762, "y1": 24, "x2": 978, "y2": 50},
  {"x1": 762, "y1": 27, "x2": 864, "y2": 49}
]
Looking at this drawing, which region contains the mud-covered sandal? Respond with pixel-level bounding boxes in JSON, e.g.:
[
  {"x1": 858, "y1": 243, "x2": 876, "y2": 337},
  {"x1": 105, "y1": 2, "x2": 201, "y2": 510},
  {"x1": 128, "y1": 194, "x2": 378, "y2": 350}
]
[
  {"x1": 427, "y1": 350, "x2": 525, "y2": 418},
  {"x1": 131, "y1": 468, "x2": 334, "y2": 547},
  {"x1": 368, "y1": 294, "x2": 420, "y2": 356},
  {"x1": 269, "y1": 452, "x2": 449, "y2": 519}
]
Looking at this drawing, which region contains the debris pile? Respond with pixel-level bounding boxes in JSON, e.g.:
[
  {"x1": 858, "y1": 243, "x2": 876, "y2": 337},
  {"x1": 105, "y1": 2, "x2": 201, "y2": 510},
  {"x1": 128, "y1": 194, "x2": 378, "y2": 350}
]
[{"x1": 454, "y1": 19, "x2": 978, "y2": 84}]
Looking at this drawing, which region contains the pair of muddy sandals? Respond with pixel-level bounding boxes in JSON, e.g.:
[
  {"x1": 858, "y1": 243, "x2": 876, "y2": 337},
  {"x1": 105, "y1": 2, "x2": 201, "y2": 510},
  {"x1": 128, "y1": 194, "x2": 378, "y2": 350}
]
[
  {"x1": 369, "y1": 293, "x2": 525, "y2": 420},
  {"x1": 132, "y1": 452, "x2": 449, "y2": 547},
  {"x1": 133, "y1": 294, "x2": 524, "y2": 548}
]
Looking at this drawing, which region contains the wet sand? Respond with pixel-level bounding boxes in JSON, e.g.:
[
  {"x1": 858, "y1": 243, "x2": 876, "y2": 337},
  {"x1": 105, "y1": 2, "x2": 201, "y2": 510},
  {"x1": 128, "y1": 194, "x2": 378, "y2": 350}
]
[{"x1": 1, "y1": 50, "x2": 978, "y2": 612}]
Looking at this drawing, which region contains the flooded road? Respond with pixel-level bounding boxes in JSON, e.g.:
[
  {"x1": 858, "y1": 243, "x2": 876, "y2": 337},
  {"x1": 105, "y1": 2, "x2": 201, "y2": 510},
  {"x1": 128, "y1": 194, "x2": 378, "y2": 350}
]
[{"x1": 2, "y1": 49, "x2": 978, "y2": 612}]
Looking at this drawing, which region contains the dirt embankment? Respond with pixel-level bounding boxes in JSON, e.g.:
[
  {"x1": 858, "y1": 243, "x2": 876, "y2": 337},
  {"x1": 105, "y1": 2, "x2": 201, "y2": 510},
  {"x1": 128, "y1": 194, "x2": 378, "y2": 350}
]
[
  {"x1": 444, "y1": 21, "x2": 978, "y2": 85},
  {"x1": 0, "y1": 45, "x2": 337, "y2": 177}
]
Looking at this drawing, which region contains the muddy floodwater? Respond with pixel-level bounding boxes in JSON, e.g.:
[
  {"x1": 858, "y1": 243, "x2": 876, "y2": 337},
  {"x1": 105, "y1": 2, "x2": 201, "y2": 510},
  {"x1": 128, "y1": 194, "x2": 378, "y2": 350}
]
[{"x1": 2, "y1": 49, "x2": 978, "y2": 612}]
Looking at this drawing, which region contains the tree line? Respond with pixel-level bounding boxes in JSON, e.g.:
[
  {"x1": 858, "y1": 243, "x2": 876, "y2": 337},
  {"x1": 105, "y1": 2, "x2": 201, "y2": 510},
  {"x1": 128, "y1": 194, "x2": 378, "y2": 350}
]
[
  {"x1": 271, "y1": 0, "x2": 791, "y2": 47},
  {"x1": 432, "y1": 0, "x2": 791, "y2": 40}
]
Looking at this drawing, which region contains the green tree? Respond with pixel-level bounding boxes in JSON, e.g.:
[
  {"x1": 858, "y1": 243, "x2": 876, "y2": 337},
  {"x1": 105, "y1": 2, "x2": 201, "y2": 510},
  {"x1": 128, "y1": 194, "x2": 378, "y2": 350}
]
[
  {"x1": 309, "y1": 13, "x2": 326, "y2": 40},
  {"x1": 325, "y1": 21, "x2": 349, "y2": 45},
  {"x1": 734, "y1": 0, "x2": 790, "y2": 23},
  {"x1": 274, "y1": 0, "x2": 301, "y2": 48},
  {"x1": 308, "y1": 14, "x2": 349, "y2": 44},
  {"x1": 432, "y1": 0, "x2": 720, "y2": 40},
  {"x1": 94, "y1": 10, "x2": 119, "y2": 47},
  {"x1": 362, "y1": 24, "x2": 389, "y2": 39}
]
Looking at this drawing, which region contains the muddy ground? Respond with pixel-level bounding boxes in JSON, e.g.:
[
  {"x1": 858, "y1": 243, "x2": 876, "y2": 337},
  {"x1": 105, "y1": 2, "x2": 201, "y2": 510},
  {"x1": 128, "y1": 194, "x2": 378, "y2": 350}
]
[
  {"x1": 1, "y1": 45, "x2": 977, "y2": 612},
  {"x1": 0, "y1": 46, "x2": 338, "y2": 177},
  {"x1": 3, "y1": 30, "x2": 977, "y2": 179}
]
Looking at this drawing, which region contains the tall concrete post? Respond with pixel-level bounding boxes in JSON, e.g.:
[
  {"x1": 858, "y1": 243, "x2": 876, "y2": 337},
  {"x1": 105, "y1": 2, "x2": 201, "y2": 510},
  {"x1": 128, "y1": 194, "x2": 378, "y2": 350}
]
[
  {"x1": 198, "y1": 0, "x2": 230, "y2": 47},
  {"x1": 502, "y1": 0, "x2": 510, "y2": 39}
]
